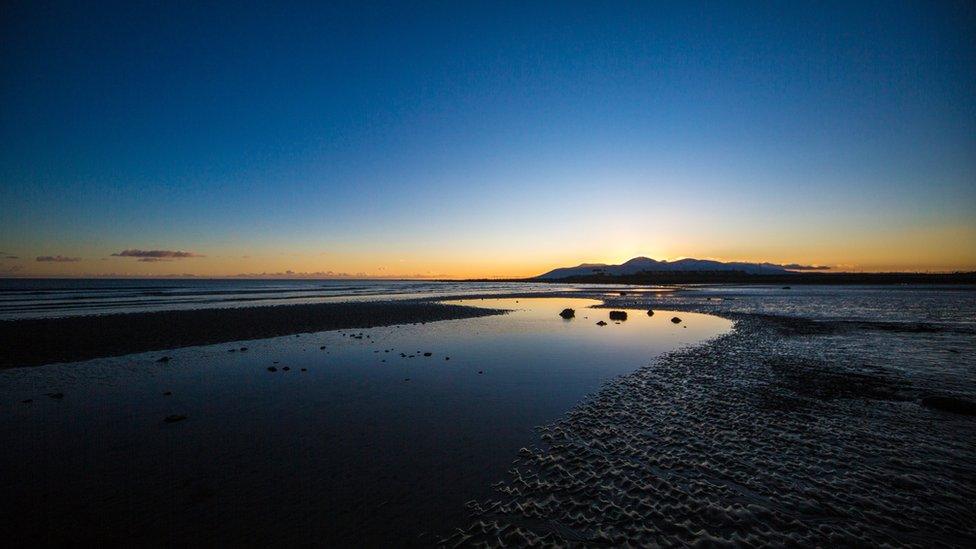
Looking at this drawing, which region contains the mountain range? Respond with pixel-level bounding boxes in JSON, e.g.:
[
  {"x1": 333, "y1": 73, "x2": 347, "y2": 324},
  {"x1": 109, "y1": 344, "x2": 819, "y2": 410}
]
[{"x1": 535, "y1": 257, "x2": 829, "y2": 280}]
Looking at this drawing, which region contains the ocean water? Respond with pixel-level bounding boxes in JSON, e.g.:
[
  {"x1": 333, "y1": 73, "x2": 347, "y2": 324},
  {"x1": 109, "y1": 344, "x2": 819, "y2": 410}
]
[{"x1": 0, "y1": 278, "x2": 663, "y2": 319}]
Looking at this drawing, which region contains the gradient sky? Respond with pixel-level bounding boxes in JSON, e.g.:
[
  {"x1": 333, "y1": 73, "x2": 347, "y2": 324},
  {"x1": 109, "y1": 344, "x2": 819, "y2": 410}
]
[{"x1": 2, "y1": 1, "x2": 974, "y2": 278}]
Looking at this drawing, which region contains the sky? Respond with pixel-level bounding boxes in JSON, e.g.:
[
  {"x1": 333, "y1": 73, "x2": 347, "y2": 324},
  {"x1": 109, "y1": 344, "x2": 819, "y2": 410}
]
[{"x1": 1, "y1": 1, "x2": 974, "y2": 278}]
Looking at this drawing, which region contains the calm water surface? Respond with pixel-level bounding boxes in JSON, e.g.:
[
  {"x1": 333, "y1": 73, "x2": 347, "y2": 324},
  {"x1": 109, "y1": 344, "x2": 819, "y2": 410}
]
[
  {"x1": 0, "y1": 279, "x2": 672, "y2": 319},
  {"x1": 0, "y1": 298, "x2": 730, "y2": 545}
]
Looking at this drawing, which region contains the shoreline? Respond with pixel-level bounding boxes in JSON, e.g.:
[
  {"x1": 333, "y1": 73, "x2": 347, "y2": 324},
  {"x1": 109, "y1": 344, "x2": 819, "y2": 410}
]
[
  {"x1": 2, "y1": 289, "x2": 973, "y2": 544},
  {"x1": 0, "y1": 301, "x2": 504, "y2": 369},
  {"x1": 447, "y1": 293, "x2": 976, "y2": 546}
]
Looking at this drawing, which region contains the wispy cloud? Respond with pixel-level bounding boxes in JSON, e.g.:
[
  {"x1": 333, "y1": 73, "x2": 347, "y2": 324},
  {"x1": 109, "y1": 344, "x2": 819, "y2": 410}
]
[
  {"x1": 112, "y1": 249, "x2": 204, "y2": 259},
  {"x1": 780, "y1": 263, "x2": 831, "y2": 271},
  {"x1": 36, "y1": 255, "x2": 81, "y2": 262}
]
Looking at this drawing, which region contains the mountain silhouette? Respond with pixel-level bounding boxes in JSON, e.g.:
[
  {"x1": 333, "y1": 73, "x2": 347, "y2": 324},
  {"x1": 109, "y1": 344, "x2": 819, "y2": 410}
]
[{"x1": 536, "y1": 256, "x2": 809, "y2": 279}]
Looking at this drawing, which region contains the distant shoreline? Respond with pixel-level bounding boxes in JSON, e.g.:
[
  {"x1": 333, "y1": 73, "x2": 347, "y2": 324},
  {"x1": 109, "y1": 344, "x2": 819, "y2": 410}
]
[
  {"x1": 0, "y1": 301, "x2": 503, "y2": 369},
  {"x1": 461, "y1": 271, "x2": 976, "y2": 285}
]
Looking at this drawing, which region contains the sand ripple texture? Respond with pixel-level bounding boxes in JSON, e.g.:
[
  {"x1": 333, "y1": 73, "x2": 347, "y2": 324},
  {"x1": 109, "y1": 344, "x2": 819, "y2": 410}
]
[{"x1": 444, "y1": 291, "x2": 976, "y2": 547}]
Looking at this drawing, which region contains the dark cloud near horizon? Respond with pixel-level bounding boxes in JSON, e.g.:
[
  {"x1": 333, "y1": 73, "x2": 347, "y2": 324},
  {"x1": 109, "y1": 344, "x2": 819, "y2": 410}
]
[
  {"x1": 780, "y1": 263, "x2": 831, "y2": 271},
  {"x1": 36, "y1": 255, "x2": 81, "y2": 262},
  {"x1": 112, "y1": 249, "x2": 204, "y2": 259},
  {"x1": 137, "y1": 257, "x2": 170, "y2": 262}
]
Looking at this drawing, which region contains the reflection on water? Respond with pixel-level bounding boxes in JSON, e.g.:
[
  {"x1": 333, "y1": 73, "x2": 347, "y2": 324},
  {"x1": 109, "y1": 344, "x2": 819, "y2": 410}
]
[{"x1": 0, "y1": 298, "x2": 730, "y2": 545}]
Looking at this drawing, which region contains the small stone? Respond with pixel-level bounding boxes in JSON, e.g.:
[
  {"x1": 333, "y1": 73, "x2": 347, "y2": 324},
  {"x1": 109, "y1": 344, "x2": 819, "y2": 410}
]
[
  {"x1": 478, "y1": 370, "x2": 484, "y2": 374},
  {"x1": 559, "y1": 308, "x2": 575, "y2": 319},
  {"x1": 301, "y1": 368, "x2": 307, "y2": 372},
  {"x1": 609, "y1": 311, "x2": 628, "y2": 321},
  {"x1": 404, "y1": 378, "x2": 411, "y2": 382},
  {"x1": 424, "y1": 352, "x2": 432, "y2": 357},
  {"x1": 596, "y1": 321, "x2": 607, "y2": 326},
  {"x1": 320, "y1": 346, "x2": 326, "y2": 350},
  {"x1": 267, "y1": 366, "x2": 278, "y2": 372},
  {"x1": 163, "y1": 391, "x2": 172, "y2": 396},
  {"x1": 671, "y1": 317, "x2": 682, "y2": 324},
  {"x1": 282, "y1": 366, "x2": 290, "y2": 371},
  {"x1": 647, "y1": 310, "x2": 655, "y2": 316},
  {"x1": 164, "y1": 414, "x2": 187, "y2": 423},
  {"x1": 157, "y1": 356, "x2": 171, "y2": 363},
  {"x1": 45, "y1": 392, "x2": 64, "y2": 399},
  {"x1": 240, "y1": 347, "x2": 248, "y2": 352},
  {"x1": 445, "y1": 357, "x2": 450, "y2": 361}
]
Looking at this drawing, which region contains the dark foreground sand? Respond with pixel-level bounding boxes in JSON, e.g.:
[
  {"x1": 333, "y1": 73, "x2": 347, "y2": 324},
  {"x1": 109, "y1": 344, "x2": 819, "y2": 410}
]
[
  {"x1": 445, "y1": 290, "x2": 976, "y2": 547},
  {"x1": 0, "y1": 301, "x2": 503, "y2": 368}
]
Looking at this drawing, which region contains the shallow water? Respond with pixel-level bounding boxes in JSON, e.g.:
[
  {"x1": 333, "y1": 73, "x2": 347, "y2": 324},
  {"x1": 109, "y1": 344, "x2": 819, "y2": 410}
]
[{"x1": 0, "y1": 298, "x2": 729, "y2": 545}]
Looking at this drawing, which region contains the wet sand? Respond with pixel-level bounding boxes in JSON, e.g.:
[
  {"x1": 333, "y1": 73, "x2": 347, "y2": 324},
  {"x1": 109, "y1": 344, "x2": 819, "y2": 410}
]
[
  {"x1": 447, "y1": 288, "x2": 976, "y2": 547},
  {"x1": 0, "y1": 301, "x2": 503, "y2": 368},
  {"x1": 3, "y1": 288, "x2": 974, "y2": 546}
]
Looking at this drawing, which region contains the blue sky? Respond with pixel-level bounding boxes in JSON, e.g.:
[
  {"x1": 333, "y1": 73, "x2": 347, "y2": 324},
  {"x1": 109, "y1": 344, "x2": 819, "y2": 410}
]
[{"x1": 1, "y1": 1, "x2": 974, "y2": 276}]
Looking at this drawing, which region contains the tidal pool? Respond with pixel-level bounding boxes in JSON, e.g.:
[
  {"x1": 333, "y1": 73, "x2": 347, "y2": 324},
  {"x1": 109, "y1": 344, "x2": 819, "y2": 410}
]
[{"x1": 0, "y1": 298, "x2": 730, "y2": 545}]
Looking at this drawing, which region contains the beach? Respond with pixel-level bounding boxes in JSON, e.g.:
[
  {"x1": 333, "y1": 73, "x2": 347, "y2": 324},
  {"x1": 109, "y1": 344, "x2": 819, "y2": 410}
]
[
  {"x1": 0, "y1": 301, "x2": 504, "y2": 368},
  {"x1": 450, "y1": 287, "x2": 976, "y2": 546},
  {"x1": 1, "y1": 285, "x2": 974, "y2": 546}
]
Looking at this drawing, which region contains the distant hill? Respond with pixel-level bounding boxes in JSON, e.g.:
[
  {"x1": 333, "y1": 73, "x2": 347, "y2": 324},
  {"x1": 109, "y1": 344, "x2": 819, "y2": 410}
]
[{"x1": 536, "y1": 256, "x2": 814, "y2": 280}]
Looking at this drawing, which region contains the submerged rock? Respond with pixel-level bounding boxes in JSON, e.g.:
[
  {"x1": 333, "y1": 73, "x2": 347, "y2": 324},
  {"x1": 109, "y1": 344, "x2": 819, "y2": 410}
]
[
  {"x1": 609, "y1": 311, "x2": 628, "y2": 321},
  {"x1": 671, "y1": 317, "x2": 682, "y2": 324},
  {"x1": 596, "y1": 321, "x2": 608, "y2": 326},
  {"x1": 559, "y1": 308, "x2": 575, "y2": 319},
  {"x1": 921, "y1": 396, "x2": 976, "y2": 416}
]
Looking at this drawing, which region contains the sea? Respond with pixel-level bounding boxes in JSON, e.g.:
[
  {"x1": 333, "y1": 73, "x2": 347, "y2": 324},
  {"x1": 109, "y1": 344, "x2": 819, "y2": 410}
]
[{"x1": 0, "y1": 278, "x2": 583, "y2": 319}]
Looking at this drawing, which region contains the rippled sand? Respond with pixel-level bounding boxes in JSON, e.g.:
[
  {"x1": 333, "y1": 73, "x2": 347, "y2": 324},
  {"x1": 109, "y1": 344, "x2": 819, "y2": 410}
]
[{"x1": 445, "y1": 288, "x2": 976, "y2": 547}]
